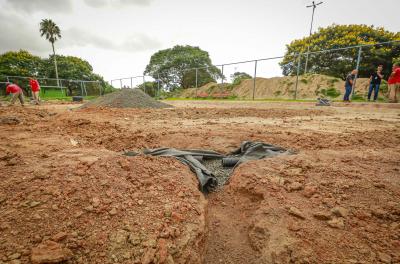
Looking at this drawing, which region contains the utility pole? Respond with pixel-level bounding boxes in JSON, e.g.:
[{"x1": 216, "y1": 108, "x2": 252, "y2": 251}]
[{"x1": 304, "y1": 1, "x2": 323, "y2": 73}]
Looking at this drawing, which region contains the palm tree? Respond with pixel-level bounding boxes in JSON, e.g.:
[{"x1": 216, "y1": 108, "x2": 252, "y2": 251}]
[{"x1": 40, "y1": 19, "x2": 61, "y2": 86}]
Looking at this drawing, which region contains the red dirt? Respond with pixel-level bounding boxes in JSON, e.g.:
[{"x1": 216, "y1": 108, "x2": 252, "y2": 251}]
[{"x1": 0, "y1": 101, "x2": 399, "y2": 264}]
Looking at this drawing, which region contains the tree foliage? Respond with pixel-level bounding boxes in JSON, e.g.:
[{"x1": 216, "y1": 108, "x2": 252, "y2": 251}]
[
  {"x1": 41, "y1": 55, "x2": 94, "y2": 80},
  {"x1": 144, "y1": 45, "x2": 222, "y2": 89},
  {"x1": 280, "y1": 24, "x2": 400, "y2": 79},
  {"x1": 0, "y1": 50, "x2": 110, "y2": 93},
  {"x1": 231, "y1": 72, "x2": 252, "y2": 85}
]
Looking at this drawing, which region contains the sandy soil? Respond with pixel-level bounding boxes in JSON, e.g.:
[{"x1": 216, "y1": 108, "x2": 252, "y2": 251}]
[
  {"x1": 0, "y1": 100, "x2": 399, "y2": 264},
  {"x1": 180, "y1": 74, "x2": 373, "y2": 100}
]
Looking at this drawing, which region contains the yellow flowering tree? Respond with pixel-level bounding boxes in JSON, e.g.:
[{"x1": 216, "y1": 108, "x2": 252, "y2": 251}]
[{"x1": 280, "y1": 24, "x2": 400, "y2": 79}]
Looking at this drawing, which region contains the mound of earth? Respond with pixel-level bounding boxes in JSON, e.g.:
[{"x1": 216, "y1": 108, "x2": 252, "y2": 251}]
[
  {"x1": 179, "y1": 74, "x2": 372, "y2": 100},
  {"x1": 82, "y1": 88, "x2": 171, "y2": 109}
]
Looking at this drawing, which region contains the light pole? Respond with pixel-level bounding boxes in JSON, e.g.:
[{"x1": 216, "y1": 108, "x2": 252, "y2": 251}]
[{"x1": 304, "y1": 1, "x2": 323, "y2": 73}]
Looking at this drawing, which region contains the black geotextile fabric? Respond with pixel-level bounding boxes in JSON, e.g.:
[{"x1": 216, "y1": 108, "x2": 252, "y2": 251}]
[{"x1": 124, "y1": 141, "x2": 290, "y2": 192}]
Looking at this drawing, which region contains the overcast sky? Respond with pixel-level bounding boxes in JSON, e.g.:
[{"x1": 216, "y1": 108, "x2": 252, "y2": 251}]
[{"x1": 0, "y1": 0, "x2": 399, "y2": 85}]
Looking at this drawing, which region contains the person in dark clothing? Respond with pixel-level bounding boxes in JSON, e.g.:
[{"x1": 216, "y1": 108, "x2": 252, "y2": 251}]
[
  {"x1": 343, "y1": 69, "x2": 358, "y2": 102},
  {"x1": 367, "y1": 65, "x2": 383, "y2": 102}
]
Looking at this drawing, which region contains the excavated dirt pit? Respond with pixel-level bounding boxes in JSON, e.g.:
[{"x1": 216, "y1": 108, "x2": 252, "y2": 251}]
[{"x1": 0, "y1": 101, "x2": 399, "y2": 264}]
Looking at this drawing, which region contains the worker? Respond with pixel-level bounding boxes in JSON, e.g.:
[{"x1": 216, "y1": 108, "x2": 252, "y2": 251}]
[
  {"x1": 5, "y1": 82, "x2": 25, "y2": 106},
  {"x1": 388, "y1": 63, "x2": 400, "y2": 103},
  {"x1": 343, "y1": 69, "x2": 358, "y2": 102},
  {"x1": 367, "y1": 65, "x2": 383, "y2": 102},
  {"x1": 29, "y1": 77, "x2": 41, "y2": 105}
]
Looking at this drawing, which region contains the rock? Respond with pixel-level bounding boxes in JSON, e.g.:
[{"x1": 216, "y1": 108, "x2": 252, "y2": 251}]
[
  {"x1": 0, "y1": 116, "x2": 21, "y2": 125},
  {"x1": 91, "y1": 197, "x2": 100, "y2": 207},
  {"x1": 29, "y1": 201, "x2": 41, "y2": 208},
  {"x1": 69, "y1": 138, "x2": 79, "y2": 146},
  {"x1": 109, "y1": 208, "x2": 117, "y2": 215},
  {"x1": 327, "y1": 218, "x2": 344, "y2": 229},
  {"x1": 303, "y1": 185, "x2": 318, "y2": 198},
  {"x1": 373, "y1": 183, "x2": 386, "y2": 189},
  {"x1": 141, "y1": 248, "x2": 156, "y2": 264},
  {"x1": 31, "y1": 240, "x2": 73, "y2": 264},
  {"x1": 377, "y1": 252, "x2": 392, "y2": 263},
  {"x1": 313, "y1": 211, "x2": 332, "y2": 221},
  {"x1": 286, "y1": 182, "x2": 303, "y2": 192},
  {"x1": 331, "y1": 207, "x2": 348, "y2": 218},
  {"x1": 51, "y1": 232, "x2": 68, "y2": 242},
  {"x1": 371, "y1": 208, "x2": 387, "y2": 219},
  {"x1": 138, "y1": 200, "x2": 144, "y2": 205},
  {"x1": 288, "y1": 207, "x2": 306, "y2": 219},
  {"x1": 8, "y1": 253, "x2": 21, "y2": 260}
]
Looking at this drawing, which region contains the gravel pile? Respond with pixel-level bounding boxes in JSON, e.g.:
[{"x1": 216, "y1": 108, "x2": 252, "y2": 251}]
[
  {"x1": 81, "y1": 88, "x2": 171, "y2": 109},
  {"x1": 202, "y1": 158, "x2": 233, "y2": 190}
]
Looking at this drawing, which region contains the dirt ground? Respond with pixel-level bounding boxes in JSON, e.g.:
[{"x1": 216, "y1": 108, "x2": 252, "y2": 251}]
[{"x1": 0, "y1": 100, "x2": 399, "y2": 264}]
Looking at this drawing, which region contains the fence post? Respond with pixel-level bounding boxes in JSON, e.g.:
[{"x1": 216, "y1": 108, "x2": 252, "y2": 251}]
[
  {"x1": 253, "y1": 60, "x2": 258, "y2": 100},
  {"x1": 221, "y1": 65, "x2": 224, "y2": 84},
  {"x1": 130, "y1": 77, "x2": 133, "y2": 88},
  {"x1": 142, "y1": 76, "x2": 146, "y2": 94},
  {"x1": 119, "y1": 79, "x2": 122, "y2": 88},
  {"x1": 294, "y1": 53, "x2": 302, "y2": 100},
  {"x1": 352, "y1": 46, "x2": 362, "y2": 98},
  {"x1": 195, "y1": 68, "x2": 198, "y2": 98},
  {"x1": 80, "y1": 81, "x2": 84, "y2": 96}
]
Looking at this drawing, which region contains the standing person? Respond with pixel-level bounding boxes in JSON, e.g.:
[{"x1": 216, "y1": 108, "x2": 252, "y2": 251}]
[
  {"x1": 5, "y1": 82, "x2": 25, "y2": 106},
  {"x1": 367, "y1": 65, "x2": 384, "y2": 102},
  {"x1": 343, "y1": 69, "x2": 357, "y2": 102},
  {"x1": 29, "y1": 77, "x2": 41, "y2": 105},
  {"x1": 388, "y1": 63, "x2": 400, "y2": 103}
]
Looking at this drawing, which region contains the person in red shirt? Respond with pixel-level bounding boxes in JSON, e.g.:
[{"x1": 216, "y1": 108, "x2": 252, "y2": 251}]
[
  {"x1": 29, "y1": 77, "x2": 41, "y2": 105},
  {"x1": 388, "y1": 63, "x2": 400, "y2": 103},
  {"x1": 5, "y1": 82, "x2": 25, "y2": 106}
]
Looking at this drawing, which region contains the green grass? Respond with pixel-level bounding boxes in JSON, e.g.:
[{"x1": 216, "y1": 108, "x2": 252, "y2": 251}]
[{"x1": 40, "y1": 89, "x2": 97, "y2": 101}]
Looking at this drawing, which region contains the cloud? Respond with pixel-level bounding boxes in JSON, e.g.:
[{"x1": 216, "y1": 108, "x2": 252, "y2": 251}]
[
  {"x1": 3, "y1": 0, "x2": 73, "y2": 13},
  {"x1": 83, "y1": 0, "x2": 154, "y2": 8},
  {"x1": 62, "y1": 27, "x2": 161, "y2": 52},
  {"x1": 0, "y1": 10, "x2": 50, "y2": 54}
]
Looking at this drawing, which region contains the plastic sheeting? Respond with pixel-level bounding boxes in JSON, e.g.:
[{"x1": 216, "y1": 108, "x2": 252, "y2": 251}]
[{"x1": 124, "y1": 141, "x2": 290, "y2": 192}]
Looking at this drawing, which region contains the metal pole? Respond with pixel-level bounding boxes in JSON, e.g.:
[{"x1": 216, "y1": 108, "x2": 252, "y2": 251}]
[
  {"x1": 120, "y1": 79, "x2": 122, "y2": 88},
  {"x1": 143, "y1": 76, "x2": 146, "y2": 94},
  {"x1": 305, "y1": 1, "x2": 323, "y2": 73},
  {"x1": 80, "y1": 81, "x2": 84, "y2": 96},
  {"x1": 351, "y1": 47, "x2": 362, "y2": 98},
  {"x1": 294, "y1": 53, "x2": 302, "y2": 100},
  {"x1": 253, "y1": 60, "x2": 258, "y2": 100},
  {"x1": 83, "y1": 82, "x2": 87, "y2": 96},
  {"x1": 130, "y1": 77, "x2": 133, "y2": 88},
  {"x1": 221, "y1": 65, "x2": 224, "y2": 84}
]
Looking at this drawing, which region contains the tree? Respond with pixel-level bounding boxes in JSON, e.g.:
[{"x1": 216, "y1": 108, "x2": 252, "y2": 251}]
[
  {"x1": 231, "y1": 72, "x2": 252, "y2": 85},
  {"x1": 136, "y1": 81, "x2": 159, "y2": 97},
  {"x1": 41, "y1": 55, "x2": 93, "y2": 80},
  {"x1": 144, "y1": 45, "x2": 222, "y2": 89},
  {"x1": 280, "y1": 24, "x2": 400, "y2": 79},
  {"x1": 40, "y1": 19, "x2": 61, "y2": 85},
  {"x1": 0, "y1": 50, "x2": 42, "y2": 93}
]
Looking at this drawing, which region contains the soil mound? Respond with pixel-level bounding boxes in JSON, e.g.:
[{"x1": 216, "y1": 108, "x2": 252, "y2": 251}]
[
  {"x1": 179, "y1": 74, "x2": 372, "y2": 100},
  {"x1": 81, "y1": 88, "x2": 171, "y2": 109}
]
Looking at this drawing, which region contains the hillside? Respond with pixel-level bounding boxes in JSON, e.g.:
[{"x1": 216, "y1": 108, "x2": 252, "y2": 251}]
[{"x1": 179, "y1": 74, "x2": 379, "y2": 100}]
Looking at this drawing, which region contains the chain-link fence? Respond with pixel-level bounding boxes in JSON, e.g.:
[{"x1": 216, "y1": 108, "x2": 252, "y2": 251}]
[
  {"x1": 0, "y1": 76, "x2": 104, "y2": 99},
  {"x1": 111, "y1": 40, "x2": 400, "y2": 101}
]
